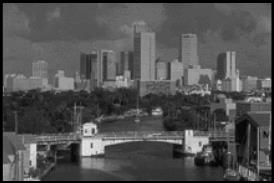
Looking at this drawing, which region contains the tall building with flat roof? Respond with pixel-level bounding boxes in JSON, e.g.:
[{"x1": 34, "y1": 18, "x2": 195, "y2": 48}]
[
  {"x1": 80, "y1": 50, "x2": 98, "y2": 89},
  {"x1": 120, "y1": 51, "x2": 134, "y2": 78},
  {"x1": 32, "y1": 60, "x2": 48, "y2": 79},
  {"x1": 170, "y1": 59, "x2": 184, "y2": 87},
  {"x1": 101, "y1": 50, "x2": 116, "y2": 81},
  {"x1": 179, "y1": 34, "x2": 198, "y2": 67},
  {"x1": 133, "y1": 31, "x2": 156, "y2": 81},
  {"x1": 80, "y1": 50, "x2": 98, "y2": 80},
  {"x1": 216, "y1": 51, "x2": 236, "y2": 80}
]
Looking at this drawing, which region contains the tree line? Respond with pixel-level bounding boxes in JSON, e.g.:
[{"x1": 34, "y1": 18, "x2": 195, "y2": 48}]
[{"x1": 3, "y1": 88, "x2": 247, "y2": 134}]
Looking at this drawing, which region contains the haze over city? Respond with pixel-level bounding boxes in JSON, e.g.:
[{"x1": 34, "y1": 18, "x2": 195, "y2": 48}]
[{"x1": 3, "y1": 3, "x2": 271, "y2": 79}]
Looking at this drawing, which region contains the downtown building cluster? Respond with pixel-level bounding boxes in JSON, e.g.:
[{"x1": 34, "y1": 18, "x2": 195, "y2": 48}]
[{"x1": 3, "y1": 22, "x2": 271, "y2": 95}]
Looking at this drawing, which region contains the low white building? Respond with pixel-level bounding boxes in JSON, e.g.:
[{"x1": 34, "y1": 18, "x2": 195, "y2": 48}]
[{"x1": 82, "y1": 122, "x2": 98, "y2": 137}]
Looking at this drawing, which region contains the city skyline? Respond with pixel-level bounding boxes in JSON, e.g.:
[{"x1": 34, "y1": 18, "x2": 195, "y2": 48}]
[{"x1": 3, "y1": 3, "x2": 271, "y2": 78}]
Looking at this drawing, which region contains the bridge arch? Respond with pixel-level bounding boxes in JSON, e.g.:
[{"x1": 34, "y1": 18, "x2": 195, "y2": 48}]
[
  {"x1": 103, "y1": 138, "x2": 183, "y2": 147},
  {"x1": 80, "y1": 133, "x2": 184, "y2": 156}
]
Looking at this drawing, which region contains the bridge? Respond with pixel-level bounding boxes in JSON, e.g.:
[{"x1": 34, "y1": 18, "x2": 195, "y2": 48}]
[
  {"x1": 30, "y1": 130, "x2": 234, "y2": 144},
  {"x1": 81, "y1": 130, "x2": 235, "y2": 156},
  {"x1": 22, "y1": 130, "x2": 234, "y2": 157}
]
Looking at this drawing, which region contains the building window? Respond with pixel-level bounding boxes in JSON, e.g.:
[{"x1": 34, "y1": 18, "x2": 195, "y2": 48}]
[
  {"x1": 90, "y1": 143, "x2": 93, "y2": 149},
  {"x1": 84, "y1": 129, "x2": 88, "y2": 134},
  {"x1": 199, "y1": 142, "x2": 202, "y2": 147},
  {"x1": 91, "y1": 128, "x2": 95, "y2": 134},
  {"x1": 29, "y1": 160, "x2": 32, "y2": 166}
]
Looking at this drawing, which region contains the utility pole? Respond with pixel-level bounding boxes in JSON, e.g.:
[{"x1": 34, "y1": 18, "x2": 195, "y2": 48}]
[{"x1": 14, "y1": 111, "x2": 18, "y2": 134}]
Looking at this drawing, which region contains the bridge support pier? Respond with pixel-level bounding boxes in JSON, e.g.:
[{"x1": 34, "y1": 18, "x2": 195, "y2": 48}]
[
  {"x1": 81, "y1": 138, "x2": 105, "y2": 156},
  {"x1": 71, "y1": 143, "x2": 80, "y2": 161}
]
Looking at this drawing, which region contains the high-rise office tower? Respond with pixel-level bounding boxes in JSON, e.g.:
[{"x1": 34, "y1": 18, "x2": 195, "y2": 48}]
[
  {"x1": 80, "y1": 50, "x2": 98, "y2": 80},
  {"x1": 179, "y1": 34, "x2": 199, "y2": 67},
  {"x1": 100, "y1": 50, "x2": 116, "y2": 81},
  {"x1": 133, "y1": 32, "x2": 156, "y2": 81},
  {"x1": 216, "y1": 51, "x2": 236, "y2": 80},
  {"x1": 120, "y1": 51, "x2": 134, "y2": 78},
  {"x1": 32, "y1": 60, "x2": 48, "y2": 79}
]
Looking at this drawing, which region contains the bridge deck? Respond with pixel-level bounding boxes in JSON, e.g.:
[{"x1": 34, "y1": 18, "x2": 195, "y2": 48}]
[{"x1": 23, "y1": 130, "x2": 235, "y2": 144}]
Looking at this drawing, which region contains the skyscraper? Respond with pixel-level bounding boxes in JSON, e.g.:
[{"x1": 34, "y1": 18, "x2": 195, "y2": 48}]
[
  {"x1": 133, "y1": 32, "x2": 156, "y2": 81},
  {"x1": 179, "y1": 34, "x2": 198, "y2": 67},
  {"x1": 100, "y1": 50, "x2": 116, "y2": 81},
  {"x1": 120, "y1": 51, "x2": 134, "y2": 78},
  {"x1": 216, "y1": 51, "x2": 236, "y2": 80},
  {"x1": 80, "y1": 50, "x2": 98, "y2": 89},
  {"x1": 32, "y1": 60, "x2": 48, "y2": 79},
  {"x1": 80, "y1": 50, "x2": 98, "y2": 80}
]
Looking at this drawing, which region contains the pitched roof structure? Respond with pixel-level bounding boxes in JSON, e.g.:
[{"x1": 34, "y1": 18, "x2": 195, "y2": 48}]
[{"x1": 236, "y1": 111, "x2": 271, "y2": 127}]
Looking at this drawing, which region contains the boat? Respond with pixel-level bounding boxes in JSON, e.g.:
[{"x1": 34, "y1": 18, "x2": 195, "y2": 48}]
[
  {"x1": 194, "y1": 144, "x2": 217, "y2": 166},
  {"x1": 152, "y1": 107, "x2": 163, "y2": 116}
]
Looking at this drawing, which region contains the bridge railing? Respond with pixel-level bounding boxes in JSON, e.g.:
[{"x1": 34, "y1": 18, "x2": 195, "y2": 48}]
[
  {"x1": 98, "y1": 131, "x2": 185, "y2": 138},
  {"x1": 35, "y1": 134, "x2": 80, "y2": 143},
  {"x1": 193, "y1": 130, "x2": 234, "y2": 137}
]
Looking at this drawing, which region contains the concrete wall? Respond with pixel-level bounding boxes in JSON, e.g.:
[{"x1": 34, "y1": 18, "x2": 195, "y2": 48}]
[
  {"x1": 81, "y1": 138, "x2": 104, "y2": 156},
  {"x1": 29, "y1": 143, "x2": 37, "y2": 169}
]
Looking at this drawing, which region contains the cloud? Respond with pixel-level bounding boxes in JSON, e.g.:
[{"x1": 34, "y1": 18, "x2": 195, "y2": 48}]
[
  {"x1": 96, "y1": 3, "x2": 166, "y2": 36},
  {"x1": 46, "y1": 7, "x2": 61, "y2": 21},
  {"x1": 3, "y1": 3, "x2": 271, "y2": 79},
  {"x1": 3, "y1": 3, "x2": 30, "y2": 37},
  {"x1": 214, "y1": 3, "x2": 271, "y2": 35},
  {"x1": 214, "y1": 3, "x2": 232, "y2": 15}
]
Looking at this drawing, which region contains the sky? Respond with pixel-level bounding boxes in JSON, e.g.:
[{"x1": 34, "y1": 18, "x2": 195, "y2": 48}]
[{"x1": 3, "y1": 3, "x2": 271, "y2": 80}]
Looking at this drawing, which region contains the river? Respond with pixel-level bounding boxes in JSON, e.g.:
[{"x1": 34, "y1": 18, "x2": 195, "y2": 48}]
[{"x1": 44, "y1": 116, "x2": 224, "y2": 181}]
